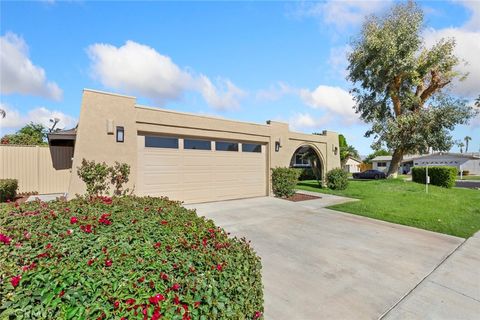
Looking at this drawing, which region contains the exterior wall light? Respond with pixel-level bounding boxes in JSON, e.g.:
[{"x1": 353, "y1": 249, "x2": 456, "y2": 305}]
[
  {"x1": 275, "y1": 138, "x2": 282, "y2": 152},
  {"x1": 116, "y1": 126, "x2": 124, "y2": 143}
]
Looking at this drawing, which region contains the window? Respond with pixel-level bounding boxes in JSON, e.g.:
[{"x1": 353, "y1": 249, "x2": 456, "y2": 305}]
[
  {"x1": 184, "y1": 139, "x2": 211, "y2": 150},
  {"x1": 294, "y1": 153, "x2": 310, "y2": 166},
  {"x1": 145, "y1": 136, "x2": 178, "y2": 149},
  {"x1": 377, "y1": 162, "x2": 387, "y2": 167},
  {"x1": 215, "y1": 141, "x2": 238, "y2": 151},
  {"x1": 242, "y1": 143, "x2": 262, "y2": 153},
  {"x1": 116, "y1": 126, "x2": 124, "y2": 143}
]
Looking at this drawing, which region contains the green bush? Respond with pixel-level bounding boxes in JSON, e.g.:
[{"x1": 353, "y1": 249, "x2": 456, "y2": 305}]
[
  {"x1": 271, "y1": 167, "x2": 300, "y2": 198},
  {"x1": 412, "y1": 166, "x2": 457, "y2": 188},
  {"x1": 0, "y1": 179, "x2": 18, "y2": 202},
  {"x1": 77, "y1": 159, "x2": 131, "y2": 197},
  {"x1": 326, "y1": 168, "x2": 349, "y2": 190},
  {"x1": 294, "y1": 168, "x2": 316, "y2": 181},
  {"x1": 0, "y1": 196, "x2": 263, "y2": 319}
]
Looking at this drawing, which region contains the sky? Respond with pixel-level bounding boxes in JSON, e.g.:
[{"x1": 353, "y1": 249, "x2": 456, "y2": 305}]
[{"x1": 1, "y1": 0, "x2": 479, "y2": 156}]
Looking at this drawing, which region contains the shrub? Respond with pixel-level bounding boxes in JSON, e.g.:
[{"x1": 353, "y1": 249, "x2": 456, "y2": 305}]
[
  {"x1": 326, "y1": 168, "x2": 348, "y2": 190},
  {"x1": 295, "y1": 168, "x2": 316, "y2": 181},
  {"x1": 0, "y1": 179, "x2": 18, "y2": 202},
  {"x1": 271, "y1": 167, "x2": 300, "y2": 198},
  {"x1": 77, "y1": 159, "x2": 110, "y2": 196},
  {"x1": 412, "y1": 166, "x2": 457, "y2": 188},
  {"x1": 109, "y1": 161, "x2": 131, "y2": 196},
  {"x1": 0, "y1": 196, "x2": 263, "y2": 319}
]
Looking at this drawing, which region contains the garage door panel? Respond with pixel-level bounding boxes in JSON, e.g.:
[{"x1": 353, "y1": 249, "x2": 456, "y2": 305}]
[{"x1": 138, "y1": 138, "x2": 267, "y2": 203}]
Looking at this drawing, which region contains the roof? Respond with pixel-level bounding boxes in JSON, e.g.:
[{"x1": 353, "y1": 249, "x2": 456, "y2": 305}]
[
  {"x1": 412, "y1": 152, "x2": 480, "y2": 160},
  {"x1": 371, "y1": 156, "x2": 392, "y2": 161},
  {"x1": 47, "y1": 127, "x2": 77, "y2": 141},
  {"x1": 345, "y1": 156, "x2": 362, "y2": 163}
]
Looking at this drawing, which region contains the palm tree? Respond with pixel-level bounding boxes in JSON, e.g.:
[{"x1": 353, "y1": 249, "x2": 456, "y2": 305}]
[
  {"x1": 301, "y1": 149, "x2": 323, "y2": 186},
  {"x1": 457, "y1": 141, "x2": 465, "y2": 153},
  {"x1": 464, "y1": 136, "x2": 471, "y2": 153}
]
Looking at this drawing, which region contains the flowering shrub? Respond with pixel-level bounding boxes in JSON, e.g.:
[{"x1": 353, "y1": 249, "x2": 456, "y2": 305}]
[{"x1": 0, "y1": 196, "x2": 263, "y2": 319}]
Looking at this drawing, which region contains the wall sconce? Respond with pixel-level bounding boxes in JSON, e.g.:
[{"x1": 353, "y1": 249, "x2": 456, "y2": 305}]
[
  {"x1": 275, "y1": 138, "x2": 282, "y2": 152},
  {"x1": 116, "y1": 126, "x2": 124, "y2": 143}
]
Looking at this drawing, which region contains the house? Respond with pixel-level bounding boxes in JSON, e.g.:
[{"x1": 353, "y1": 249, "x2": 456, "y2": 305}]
[
  {"x1": 371, "y1": 155, "x2": 417, "y2": 174},
  {"x1": 412, "y1": 152, "x2": 480, "y2": 175},
  {"x1": 371, "y1": 152, "x2": 480, "y2": 175},
  {"x1": 48, "y1": 89, "x2": 341, "y2": 203},
  {"x1": 342, "y1": 157, "x2": 362, "y2": 173}
]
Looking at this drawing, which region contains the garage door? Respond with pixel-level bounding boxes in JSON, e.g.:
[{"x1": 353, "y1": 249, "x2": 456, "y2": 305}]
[{"x1": 137, "y1": 135, "x2": 267, "y2": 203}]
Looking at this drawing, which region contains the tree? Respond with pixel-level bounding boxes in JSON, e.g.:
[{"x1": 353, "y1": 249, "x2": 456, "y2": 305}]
[
  {"x1": 364, "y1": 149, "x2": 391, "y2": 164},
  {"x1": 475, "y1": 95, "x2": 480, "y2": 108},
  {"x1": 464, "y1": 136, "x2": 471, "y2": 153},
  {"x1": 338, "y1": 134, "x2": 360, "y2": 164},
  {"x1": 1, "y1": 123, "x2": 47, "y2": 145},
  {"x1": 457, "y1": 141, "x2": 465, "y2": 153},
  {"x1": 347, "y1": 1, "x2": 477, "y2": 177}
]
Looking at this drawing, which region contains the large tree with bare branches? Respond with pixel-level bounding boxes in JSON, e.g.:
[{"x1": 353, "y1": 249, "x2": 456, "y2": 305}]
[{"x1": 347, "y1": 1, "x2": 477, "y2": 177}]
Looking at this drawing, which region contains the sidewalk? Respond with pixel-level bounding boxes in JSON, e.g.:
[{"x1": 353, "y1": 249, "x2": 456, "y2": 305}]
[{"x1": 382, "y1": 231, "x2": 480, "y2": 319}]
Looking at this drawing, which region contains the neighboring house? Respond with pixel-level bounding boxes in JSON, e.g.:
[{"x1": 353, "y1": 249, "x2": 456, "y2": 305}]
[
  {"x1": 371, "y1": 155, "x2": 417, "y2": 174},
  {"x1": 371, "y1": 152, "x2": 480, "y2": 175},
  {"x1": 48, "y1": 89, "x2": 341, "y2": 203},
  {"x1": 342, "y1": 157, "x2": 362, "y2": 173},
  {"x1": 412, "y1": 152, "x2": 480, "y2": 175}
]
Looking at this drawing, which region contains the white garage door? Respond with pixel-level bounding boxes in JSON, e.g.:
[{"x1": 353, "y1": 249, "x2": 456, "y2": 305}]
[{"x1": 137, "y1": 135, "x2": 267, "y2": 203}]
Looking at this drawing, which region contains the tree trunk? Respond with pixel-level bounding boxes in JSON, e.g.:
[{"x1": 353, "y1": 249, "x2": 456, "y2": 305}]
[{"x1": 387, "y1": 148, "x2": 404, "y2": 178}]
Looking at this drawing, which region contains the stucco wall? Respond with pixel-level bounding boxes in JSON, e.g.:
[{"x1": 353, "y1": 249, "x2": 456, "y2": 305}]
[{"x1": 68, "y1": 89, "x2": 340, "y2": 198}]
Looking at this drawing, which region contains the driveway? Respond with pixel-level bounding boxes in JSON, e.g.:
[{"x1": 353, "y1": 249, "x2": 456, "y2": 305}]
[{"x1": 186, "y1": 195, "x2": 469, "y2": 319}]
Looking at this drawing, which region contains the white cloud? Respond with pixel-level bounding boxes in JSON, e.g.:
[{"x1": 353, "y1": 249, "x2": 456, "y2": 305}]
[
  {"x1": 291, "y1": 0, "x2": 392, "y2": 30},
  {"x1": 422, "y1": 7, "x2": 480, "y2": 98},
  {"x1": 0, "y1": 103, "x2": 76, "y2": 133},
  {"x1": 256, "y1": 82, "x2": 297, "y2": 101},
  {"x1": 299, "y1": 85, "x2": 359, "y2": 123},
  {"x1": 328, "y1": 45, "x2": 352, "y2": 78},
  {"x1": 0, "y1": 32, "x2": 62, "y2": 101},
  {"x1": 289, "y1": 112, "x2": 333, "y2": 132},
  {"x1": 87, "y1": 40, "x2": 245, "y2": 111}
]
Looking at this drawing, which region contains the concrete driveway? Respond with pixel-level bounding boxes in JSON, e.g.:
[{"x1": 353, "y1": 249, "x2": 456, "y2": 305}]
[{"x1": 186, "y1": 195, "x2": 471, "y2": 319}]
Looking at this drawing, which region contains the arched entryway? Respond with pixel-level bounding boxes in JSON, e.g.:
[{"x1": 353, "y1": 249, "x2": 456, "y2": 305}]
[{"x1": 290, "y1": 145, "x2": 325, "y2": 185}]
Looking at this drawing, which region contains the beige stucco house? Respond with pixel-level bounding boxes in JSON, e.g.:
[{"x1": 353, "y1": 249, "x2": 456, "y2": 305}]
[{"x1": 49, "y1": 89, "x2": 341, "y2": 203}]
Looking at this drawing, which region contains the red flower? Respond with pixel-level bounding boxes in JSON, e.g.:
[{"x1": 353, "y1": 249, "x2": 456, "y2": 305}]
[
  {"x1": 160, "y1": 272, "x2": 168, "y2": 281},
  {"x1": 0, "y1": 233, "x2": 12, "y2": 245},
  {"x1": 253, "y1": 311, "x2": 262, "y2": 319},
  {"x1": 126, "y1": 298, "x2": 136, "y2": 305},
  {"x1": 98, "y1": 213, "x2": 112, "y2": 225},
  {"x1": 22, "y1": 262, "x2": 37, "y2": 271},
  {"x1": 66, "y1": 229, "x2": 73, "y2": 235},
  {"x1": 59, "y1": 290, "x2": 65, "y2": 297},
  {"x1": 87, "y1": 259, "x2": 95, "y2": 266},
  {"x1": 113, "y1": 301, "x2": 120, "y2": 309},
  {"x1": 194, "y1": 301, "x2": 201, "y2": 308},
  {"x1": 23, "y1": 231, "x2": 31, "y2": 239},
  {"x1": 154, "y1": 242, "x2": 161, "y2": 248},
  {"x1": 105, "y1": 259, "x2": 112, "y2": 267},
  {"x1": 80, "y1": 224, "x2": 93, "y2": 233},
  {"x1": 202, "y1": 238, "x2": 207, "y2": 247},
  {"x1": 10, "y1": 275, "x2": 21, "y2": 287},
  {"x1": 137, "y1": 276, "x2": 145, "y2": 283},
  {"x1": 148, "y1": 294, "x2": 165, "y2": 305},
  {"x1": 173, "y1": 295, "x2": 180, "y2": 305},
  {"x1": 160, "y1": 220, "x2": 168, "y2": 225},
  {"x1": 70, "y1": 217, "x2": 78, "y2": 224},
  {"x1": 152, "y1": 308, "x2": 162, "y2": 320},
  {"x1": 45, "y1": 243, "x2": 52, "y2": 249},
  {"x1": 171, "y1": 283, "x2": 180, "y2": 291},
  {"x1": 216, "y1": 264, "x2": 223, "y2": 271}
]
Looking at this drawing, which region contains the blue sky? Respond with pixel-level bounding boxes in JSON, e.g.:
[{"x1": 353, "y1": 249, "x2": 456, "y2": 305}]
[{"x1": 1, "y1": 0, "x2": 479, "y2": 155}]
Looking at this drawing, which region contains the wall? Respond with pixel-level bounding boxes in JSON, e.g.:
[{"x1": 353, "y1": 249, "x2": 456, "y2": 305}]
[{"x1": 0, "y1": 145, "x2": 71, "y2": 194}]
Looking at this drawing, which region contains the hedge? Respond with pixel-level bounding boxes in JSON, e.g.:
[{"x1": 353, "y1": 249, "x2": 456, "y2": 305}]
[
  {"x1": 294, "y1": 168, "x2": 316, "y2": 181},
  {"x1": 326, "y1": 168, "x2": 348, "y2": 190},
  {"x1": 0, "y1": 196, "x2": 263, "y2": 319},
  {"x1": 0, "y1": 179, "x2": 18, "y2": 202},
  {"x1": 271, "y1": 167, "x2": 300, "y2": 198},
  {"x1": 412, "y1": 166, "x2": 457, "y2": 188}
]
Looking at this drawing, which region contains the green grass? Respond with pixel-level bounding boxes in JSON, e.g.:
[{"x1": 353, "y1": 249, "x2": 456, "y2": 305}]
[
  {"x1": 459, "y1": 175, "x2": 480, "y2": 181},
  {"x1": 297, "y1": 179, "x2": 480, "y2": 238}
]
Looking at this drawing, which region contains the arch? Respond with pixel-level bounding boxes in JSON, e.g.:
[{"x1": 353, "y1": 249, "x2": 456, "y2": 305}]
[{"x1": 290, "y1": 143, "x2": 326, "y2": 185}]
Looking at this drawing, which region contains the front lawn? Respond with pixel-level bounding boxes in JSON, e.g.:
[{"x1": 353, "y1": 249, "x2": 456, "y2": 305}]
[
  {"x1": 0, "y1": 196, "x2": 263, "y2": 319},
  {"x1": 297, "y1": 179, "x2": 480, "y2": 238},
  {"x1": 459, "y1": 175, "x2": 480, "y2": 181}
]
